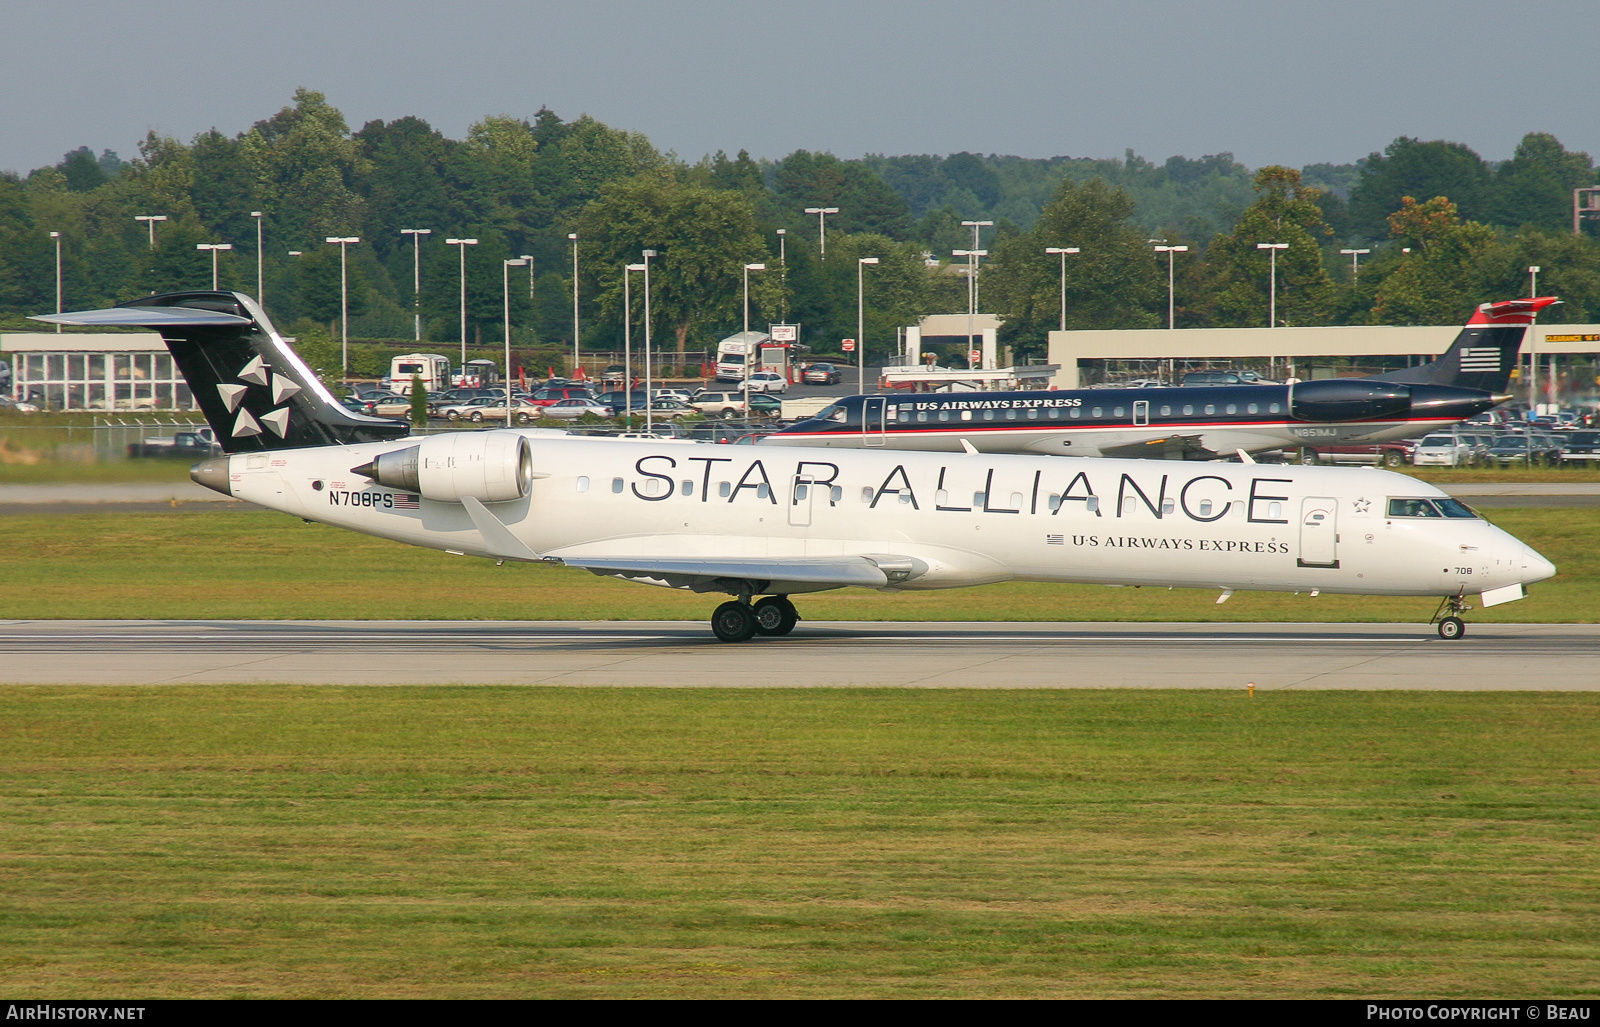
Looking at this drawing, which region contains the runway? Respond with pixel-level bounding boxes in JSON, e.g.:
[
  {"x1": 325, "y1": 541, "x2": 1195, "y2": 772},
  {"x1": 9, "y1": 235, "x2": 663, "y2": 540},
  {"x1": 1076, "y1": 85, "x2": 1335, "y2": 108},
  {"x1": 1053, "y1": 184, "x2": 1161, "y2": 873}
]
[{"x1": 4, "y1": 620, "x2": 1597, "y2": 689}]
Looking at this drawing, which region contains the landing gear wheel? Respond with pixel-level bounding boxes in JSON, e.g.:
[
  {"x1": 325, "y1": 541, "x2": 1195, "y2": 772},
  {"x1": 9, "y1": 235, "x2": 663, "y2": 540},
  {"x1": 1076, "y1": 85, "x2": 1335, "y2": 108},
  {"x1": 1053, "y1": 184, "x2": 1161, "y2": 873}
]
[
  {"x1": 711, "y1": 601, "x2": 757, "y2": 642},
  {"x1": 1300, "y1": 451, "x2": 1318, "y2": 465},
  {"x1": 1438, "y1": 616, "x2": 1465, "y2": 640},
  {"x1": 752, "y1": 596, "x2": 799, "y2": 636}
]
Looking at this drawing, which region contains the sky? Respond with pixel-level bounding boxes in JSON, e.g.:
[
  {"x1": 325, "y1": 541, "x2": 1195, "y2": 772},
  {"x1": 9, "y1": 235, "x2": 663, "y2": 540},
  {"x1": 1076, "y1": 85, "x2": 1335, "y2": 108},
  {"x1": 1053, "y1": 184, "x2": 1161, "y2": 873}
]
[{"x1": 4, "y1": 0, "x2": 1598, "y2": 175}]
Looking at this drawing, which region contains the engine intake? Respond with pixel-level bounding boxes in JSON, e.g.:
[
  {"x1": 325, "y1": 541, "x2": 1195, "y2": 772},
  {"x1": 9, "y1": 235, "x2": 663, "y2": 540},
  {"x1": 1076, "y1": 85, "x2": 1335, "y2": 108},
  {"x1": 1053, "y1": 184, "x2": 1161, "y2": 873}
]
[
  {"x1": 353, "y1": 431, "x2": 532, "y2": 503},
  {"x1": 1289, "y1": 379, "x2": 1411, "y2": 422}
]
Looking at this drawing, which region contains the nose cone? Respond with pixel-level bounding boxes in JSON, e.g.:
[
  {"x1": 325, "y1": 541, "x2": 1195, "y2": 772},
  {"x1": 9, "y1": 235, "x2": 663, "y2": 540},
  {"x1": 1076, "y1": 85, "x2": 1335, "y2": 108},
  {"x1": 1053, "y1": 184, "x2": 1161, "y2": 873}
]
[
  {"x1": 1408, "y1": 384, "x2": 1502, "y2": 421},
  {"x1": 190, "y1": 456, "x2": 232, "y2": 496},
  {"x1": 1522, "y1": 546, "x2": 1557, "y2": 585}
]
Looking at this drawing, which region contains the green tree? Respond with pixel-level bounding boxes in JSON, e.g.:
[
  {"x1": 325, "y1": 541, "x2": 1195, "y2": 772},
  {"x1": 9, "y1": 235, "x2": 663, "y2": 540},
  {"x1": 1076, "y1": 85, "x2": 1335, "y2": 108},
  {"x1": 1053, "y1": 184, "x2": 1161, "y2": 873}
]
[
  {"x1": 1488, "y1": 133, "x2": 1596, "y2": 232},
  {"x1": 1205, "y1": 166, "x2": 1337, "y2": 328},
  {"x1": 985, "y1": 177, "x2": 1163, "y2": 357},
  {"x1": 1370, "y1": 196, "x2": 1496, "y2": 324},
  {"x1": 238, "y1": 89, "x2": 368, "y2": 244},
  {"x1": 409, "y1": 376, "x2": 428, "y2": 425},
  {"x1": 1348, "y1": 137, "x2": 1492, "y2": 239},
  {"x1": 772, "y1": 151, "x2": 912, "y2": 240},
  {"x1": 575, "y1": 176, "x2": 779, "y2": 360}
]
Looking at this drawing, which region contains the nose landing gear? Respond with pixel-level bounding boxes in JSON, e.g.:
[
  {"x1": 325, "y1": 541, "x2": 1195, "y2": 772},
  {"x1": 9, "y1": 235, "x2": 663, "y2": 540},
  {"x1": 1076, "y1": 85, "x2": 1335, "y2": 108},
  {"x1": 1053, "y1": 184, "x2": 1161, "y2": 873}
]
[
  {"x1": 710, "y1": 595, "x2": 799, "y2": 642},
  {"x1": 1431, "y1": 593, "x2": 1470, "y2": 640}
]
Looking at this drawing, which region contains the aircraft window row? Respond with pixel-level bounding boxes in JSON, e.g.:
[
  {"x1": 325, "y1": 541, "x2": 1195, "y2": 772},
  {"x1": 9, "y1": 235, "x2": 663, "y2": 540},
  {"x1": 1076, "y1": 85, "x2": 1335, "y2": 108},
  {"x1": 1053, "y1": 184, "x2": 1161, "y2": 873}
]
[
  {"x1": 1045, "y1": 494, "x2": 1103, "y2": 513},
  {"x1": 1387, "y1": 497, "x2": 1480, "y2": 519}
]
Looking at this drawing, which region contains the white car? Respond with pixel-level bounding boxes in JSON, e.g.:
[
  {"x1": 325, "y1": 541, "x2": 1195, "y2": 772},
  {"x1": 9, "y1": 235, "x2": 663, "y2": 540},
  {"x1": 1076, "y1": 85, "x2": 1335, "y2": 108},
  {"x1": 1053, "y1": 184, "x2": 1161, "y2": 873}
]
[
  {"x1": 652, "y1": 389, "x2": 693, "y2": 403},
  {"x1": 1412, "y1": 434, "x2": 1475, "y2": 467},
  {"x1": 541, "y1": 397, "x2": 614, "y2": 420},
  {"x1": 745, "y1": 372, "x2": 788, "y2": 394}
]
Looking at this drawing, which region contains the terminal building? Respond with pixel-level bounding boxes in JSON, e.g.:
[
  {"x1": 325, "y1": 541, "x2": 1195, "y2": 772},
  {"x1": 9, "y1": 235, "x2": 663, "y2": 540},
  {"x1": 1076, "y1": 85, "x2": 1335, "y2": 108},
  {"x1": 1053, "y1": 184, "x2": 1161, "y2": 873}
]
[{"x1": 1, "y1": 332, "x2": 196, "y2": 411}]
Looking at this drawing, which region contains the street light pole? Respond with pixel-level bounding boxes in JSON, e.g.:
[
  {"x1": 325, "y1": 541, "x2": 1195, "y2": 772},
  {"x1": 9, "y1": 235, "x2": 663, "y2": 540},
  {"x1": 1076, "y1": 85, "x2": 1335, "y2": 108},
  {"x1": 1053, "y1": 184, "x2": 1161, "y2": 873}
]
[
  {"x1": 1340, "y1": 247, "x2": 1370, "y2": 285},
  {"x1": 1256, "y1": 241, "x2": 1288, "y2": 378},
  {"x1": 445, "y1": 238, "x2": 478, "y2": 373},
  {"x1": 1529, "y1": 265, "x2": 1542, "y2": 410},
  {"x1": 196, "y1": 242, "x2": 233, "y2": 290},
  {"x1": 569, "y1": 232, "x2": 581, "y2": 377},
  {"x1": 742, "y1": 262, "x2": 766, "y2": 415},
  {"x1": 625, "y1": 262, "x2": 645, "y2": 425},
  {"x1": 804, "y1": 207, "x2": 839, "y2": 257},
  {"x1": 521, "y1": 255, "x2": 535, "y2": 301},
  {"x1": 1044, "y1": 246, "x2": 1080, "y2": 331},
  {"x1": 133, "y1": 214, "x2": 167, "y2": 249},
  {"x1": 641, "y1": 249, "x2": 656, "y2": 434},
  {"x1": 776, "y1": 229, "x2": 787, "y2": 319},
  {"x1": 857, "y1": 257, "x2": 879, "y2": 394},
  {"x1": 49, "y1": 232, "x2": 61, "y2": 333},
  {"x1": 400, "y1": 228, "x2": 431, "y2": 342},
  {"x1": 503, "y1": 258, "x2": 527, "y2": 426},
  {"x1": 1152, "y1": 244, "x2": 1188, "y2": 330},
  {"x1": 250, "y1": 212, "x2": 264, "y2": 303},
  {"x1": 953, "y1": 248, "x2": 988, "y2": 371},
  {"x1": 324, "y1": 237, "x2": 359, "y2": 380}
]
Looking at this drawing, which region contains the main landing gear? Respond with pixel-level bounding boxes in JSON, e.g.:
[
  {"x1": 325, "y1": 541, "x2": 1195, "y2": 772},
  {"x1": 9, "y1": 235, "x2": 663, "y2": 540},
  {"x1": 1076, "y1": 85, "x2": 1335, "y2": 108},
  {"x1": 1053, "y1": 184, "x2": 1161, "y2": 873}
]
[
  {"x1": 710, "y1": 595, "x2": 799, "y2": 642},
  {"x1": 1430, "y1": 593, "x2": 1470, "y2": 640}
]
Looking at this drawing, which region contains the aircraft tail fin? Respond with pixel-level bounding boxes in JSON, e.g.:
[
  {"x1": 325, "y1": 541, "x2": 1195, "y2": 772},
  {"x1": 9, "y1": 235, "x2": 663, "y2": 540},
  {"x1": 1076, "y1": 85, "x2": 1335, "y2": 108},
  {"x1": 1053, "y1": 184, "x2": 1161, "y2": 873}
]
[
  {"x1": 1372, "y1": 297, "x2": 1560, "y2": 393},
  {"x1": 32, "y1": 291, "x2": 409, "y2": 452}
]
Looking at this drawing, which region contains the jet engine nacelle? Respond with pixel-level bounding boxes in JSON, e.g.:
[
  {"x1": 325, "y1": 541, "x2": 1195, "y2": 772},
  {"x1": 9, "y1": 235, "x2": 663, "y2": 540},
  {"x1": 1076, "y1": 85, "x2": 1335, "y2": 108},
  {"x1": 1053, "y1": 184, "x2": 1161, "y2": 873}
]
[
  {"x1": 354, "y1": 431, "x2": 532, "y2": 503},
  {"x1": 1288, "y1": 379, "x2": 1411, "y2": 422}
]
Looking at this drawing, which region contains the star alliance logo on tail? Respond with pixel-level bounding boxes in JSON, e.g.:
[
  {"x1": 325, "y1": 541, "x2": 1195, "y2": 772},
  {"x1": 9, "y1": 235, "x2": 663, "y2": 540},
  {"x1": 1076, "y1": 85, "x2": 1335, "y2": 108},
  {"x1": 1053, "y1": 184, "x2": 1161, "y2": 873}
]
[{"x1": 217, "y1": 355, "x2": 300, "y2": 438}]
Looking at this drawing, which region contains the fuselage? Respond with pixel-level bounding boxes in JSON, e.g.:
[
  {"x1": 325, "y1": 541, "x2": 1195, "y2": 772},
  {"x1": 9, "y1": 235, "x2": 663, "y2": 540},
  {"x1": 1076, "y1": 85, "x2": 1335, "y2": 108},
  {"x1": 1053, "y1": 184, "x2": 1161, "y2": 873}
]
[
  {"x1": 217, "y1": 432, "x2": 1554, "y2": 600},
  {"x1": 764, "y1": 381, "x2": 1501, "y2": 459}
]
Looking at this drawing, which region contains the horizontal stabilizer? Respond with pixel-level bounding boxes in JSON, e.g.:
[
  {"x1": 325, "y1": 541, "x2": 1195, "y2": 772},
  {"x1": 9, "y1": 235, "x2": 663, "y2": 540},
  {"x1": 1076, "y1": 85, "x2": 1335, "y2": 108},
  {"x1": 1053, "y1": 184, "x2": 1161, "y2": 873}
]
[{"x1": 33, "y1": 307, "x2": 251, "y2": 327}]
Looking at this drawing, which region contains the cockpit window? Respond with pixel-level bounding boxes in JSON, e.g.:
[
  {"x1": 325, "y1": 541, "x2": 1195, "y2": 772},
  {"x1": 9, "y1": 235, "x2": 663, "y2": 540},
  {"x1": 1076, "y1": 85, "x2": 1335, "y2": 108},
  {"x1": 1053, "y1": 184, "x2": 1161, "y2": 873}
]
[
  {"x1": 1388, "y1": 497, "x2": 1477, "y2": 519},
  {"x1": 1435, "y1": 498, "x2": 1480, "y2": 519},
  {"x1": 816, "y1": 404, "x2": 846, "y2": 424},
  {"x1": 1388, "y1": 498, "x2": 1442, "y2": 518}
]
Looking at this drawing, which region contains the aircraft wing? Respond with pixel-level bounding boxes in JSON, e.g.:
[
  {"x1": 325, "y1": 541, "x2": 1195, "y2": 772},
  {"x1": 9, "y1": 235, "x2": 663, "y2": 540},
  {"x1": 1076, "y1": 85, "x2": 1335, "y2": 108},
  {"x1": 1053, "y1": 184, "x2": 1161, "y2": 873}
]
[
  {"x1": 556, "y1": 554, "x2": 926, "y2": 594},
  {"x1": 1097, "y1": 434, "x2": 1216, "y2": 460}
]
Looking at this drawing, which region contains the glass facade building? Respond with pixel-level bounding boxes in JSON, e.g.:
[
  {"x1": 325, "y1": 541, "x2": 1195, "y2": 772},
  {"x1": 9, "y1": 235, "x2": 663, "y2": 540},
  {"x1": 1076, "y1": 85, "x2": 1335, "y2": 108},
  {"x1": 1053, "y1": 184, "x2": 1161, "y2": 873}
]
[{"x1": 2, "y1": 333, "x2": 196, "y2": 411}]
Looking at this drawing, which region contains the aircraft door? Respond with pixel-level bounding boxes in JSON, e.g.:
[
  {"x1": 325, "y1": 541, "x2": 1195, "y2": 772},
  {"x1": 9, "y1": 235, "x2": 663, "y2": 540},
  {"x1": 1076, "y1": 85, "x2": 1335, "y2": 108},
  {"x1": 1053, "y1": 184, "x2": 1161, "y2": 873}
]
[
  {"x1": 863, "y1": 397, "x2": 886, "y2": 447},
  {"x1": 1133, "y1": 400, "x2": 1150, "y2": 426},
  {"x1": 1297, "y1": 497, "x2": 1339, "y2": 568},
  {"x1": 789, "y1": 476, "x2": 816, "y2": 527}
]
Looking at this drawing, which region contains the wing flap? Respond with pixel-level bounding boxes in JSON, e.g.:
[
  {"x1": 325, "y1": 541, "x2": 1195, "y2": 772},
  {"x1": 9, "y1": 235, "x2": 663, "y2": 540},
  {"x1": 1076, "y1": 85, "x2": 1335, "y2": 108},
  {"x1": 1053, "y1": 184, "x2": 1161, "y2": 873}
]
[{"x1": 558, "y1": 555, "x2": 895, "y2": 590}]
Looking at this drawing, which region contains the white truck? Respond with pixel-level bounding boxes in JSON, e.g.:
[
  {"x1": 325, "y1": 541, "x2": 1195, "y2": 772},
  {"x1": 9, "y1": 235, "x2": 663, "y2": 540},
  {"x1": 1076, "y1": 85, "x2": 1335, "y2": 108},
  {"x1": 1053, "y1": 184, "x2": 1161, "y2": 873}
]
[
  {"x1": 715, "y1": 331, "x2": 769, "y2": 383},
  {"x1": 384, "y1": 354, "x2": 452, "y2": 395}
]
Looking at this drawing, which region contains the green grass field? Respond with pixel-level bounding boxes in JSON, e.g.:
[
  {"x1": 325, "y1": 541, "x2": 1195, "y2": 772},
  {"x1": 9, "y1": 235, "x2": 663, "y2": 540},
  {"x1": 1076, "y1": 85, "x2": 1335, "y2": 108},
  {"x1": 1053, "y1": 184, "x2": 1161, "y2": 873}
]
[
  {"x1": 1, "y1": 687, "x2": 1596, "y2": 998},
  {"x1": 0, "y1": 506, "x2": 1594, "y2": 622}
]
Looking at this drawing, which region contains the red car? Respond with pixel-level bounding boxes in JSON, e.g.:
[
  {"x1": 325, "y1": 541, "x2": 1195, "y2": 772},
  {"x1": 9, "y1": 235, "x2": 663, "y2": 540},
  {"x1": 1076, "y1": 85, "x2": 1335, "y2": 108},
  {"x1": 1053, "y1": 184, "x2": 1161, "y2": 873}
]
[{"x1": 525, "y1": 385, "x2": 596, "y2": 408}]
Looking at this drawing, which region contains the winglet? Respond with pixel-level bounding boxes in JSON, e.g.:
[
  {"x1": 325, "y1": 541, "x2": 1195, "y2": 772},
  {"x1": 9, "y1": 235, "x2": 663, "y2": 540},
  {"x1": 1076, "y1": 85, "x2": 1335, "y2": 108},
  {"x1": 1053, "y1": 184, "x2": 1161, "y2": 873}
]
[{"x1": 460, "y1": 496, "x2": 540, "y2": 562}]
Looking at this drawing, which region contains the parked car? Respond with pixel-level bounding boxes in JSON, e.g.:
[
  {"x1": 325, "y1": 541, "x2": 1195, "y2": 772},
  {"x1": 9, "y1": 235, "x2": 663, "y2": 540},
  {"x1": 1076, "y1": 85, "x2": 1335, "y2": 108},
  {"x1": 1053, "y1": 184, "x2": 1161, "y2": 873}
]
[
  {"x1": 436, "y1": 396, "x2": 508, "y2": 421},
  {"x1": 652, "y1": 389, "x2": 694, "y2": 403},
  {"x1": 641, "y1": 398, "x2": 697, "y2": 419},
  {"x1": 1559, "y1": 431, "x2": 1600, "y2": 463},
  {"x1": 427, "y1": 388, "x2": 501, "y2": 413},
  {"x1": 689, "y1": 391, "x2": 748, "y2": 418},
  {"x1": 597, "y1": 390, "x2": 650, "y2": 413},
  {"x1": 1487, "y1": 433, "x2": 1565, "y2": 467},
  {"x1": 801, "y1": 362, "x2": 843, "y2": 385},
  {"x1": 1412, "y1": 433, "x2": 1477, "y2": 467},
  {"x1": 744, "y1": 371, "x2": 788, "y2": 394},
  {"x1": 1182, "y1": 370, "x2": 1275, "y2": 386},
  {"x1": 1300, "y1": 440, "x2": 1416, "y2": 467},
  {"x1": 539, "y1": 397, "x2": 614, "y2": 420},
  {"x1": 525, "y1": 385, "x2": 597, "y2": 408},
  {"x1": 127, "y1": 428, "x2": 221, "y2": 459},
  {"x1": 747, "y1": 393, "x2": 783, "y2": 417},
  {"x1": 362, "y1": 393, "x2": 413, "y2": 418}
]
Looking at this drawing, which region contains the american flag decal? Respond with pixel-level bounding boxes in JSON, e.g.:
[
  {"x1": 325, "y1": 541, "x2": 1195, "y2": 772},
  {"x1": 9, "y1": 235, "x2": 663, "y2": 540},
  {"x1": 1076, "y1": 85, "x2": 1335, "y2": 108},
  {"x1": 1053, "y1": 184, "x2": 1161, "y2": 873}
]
[
  {"x1": 1046, "y1": 534, "x2": 1065, "y2": 545},
  {"x1": 393, "y1": 493, "x2": 420, "y2": 509},
  {"x1": 1459, "y1": 347, "x2": 1501, "y2": 371}
]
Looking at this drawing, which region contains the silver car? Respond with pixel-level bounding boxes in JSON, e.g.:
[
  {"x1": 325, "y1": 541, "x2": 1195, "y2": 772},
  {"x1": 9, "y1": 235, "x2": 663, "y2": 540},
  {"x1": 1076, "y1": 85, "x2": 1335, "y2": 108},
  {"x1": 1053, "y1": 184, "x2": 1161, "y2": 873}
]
[
  {"x1": 1412, "y1": 433, "x2": 1475, "y2": 467},
  {"x1": 541, "y1": 397, "x2": 614, "y2": 419}
]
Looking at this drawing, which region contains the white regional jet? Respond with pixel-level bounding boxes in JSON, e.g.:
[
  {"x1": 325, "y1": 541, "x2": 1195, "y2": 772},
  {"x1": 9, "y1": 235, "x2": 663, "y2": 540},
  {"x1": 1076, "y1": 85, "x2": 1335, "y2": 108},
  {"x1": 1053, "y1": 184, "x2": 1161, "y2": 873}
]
[{"x1": 37, "y1": 292, "x2": 1556, "y2": 642}]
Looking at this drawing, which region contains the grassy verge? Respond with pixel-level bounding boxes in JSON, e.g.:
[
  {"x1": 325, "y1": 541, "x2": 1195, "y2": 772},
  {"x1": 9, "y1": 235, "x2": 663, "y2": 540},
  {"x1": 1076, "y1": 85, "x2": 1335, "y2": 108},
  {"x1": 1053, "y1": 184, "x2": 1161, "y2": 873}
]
[
  {"x1": 0, "y1": 507, "x2": 1593, "y2": 622},
  {"x1": 1, "y1": 687, "x2": 1595, "y2": 998}
]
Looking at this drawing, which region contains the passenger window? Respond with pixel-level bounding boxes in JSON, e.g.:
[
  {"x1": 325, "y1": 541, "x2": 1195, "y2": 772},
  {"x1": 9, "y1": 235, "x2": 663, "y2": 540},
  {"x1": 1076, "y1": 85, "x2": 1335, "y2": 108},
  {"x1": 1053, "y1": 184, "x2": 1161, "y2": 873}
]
[
  {"x1": 938, "y1": 410, "x2": 950, "y2": 422},
  {"x1": 681, "y1": 480, "x2": 693, "y2": 497},
  {"x1": 917, "y1": 411, "x2": 927, "y2": 423},
  {"x1": 1183, "y1": 405, "x2": 1194, "y2": 415},
  {"x1": 1268, "y1": 501, "x2": 1282, "y2": 519},
  {"x1": 1048, "y1": 494, "x2": 1062, "y2": 511},
  {"x1": 1226, "y1": 403, "x2": 1237, "y2": 415},
  {"x1": 1161, "y1": 499, "x2": 1175, "y2": 515},
  {"x1": 1091, "y1": 407, "x2": 1102, "y2": 418},
  {"x1": 936, "y1": 489, "x2": 949, "y2": 505},
  {"x1": 1204, "y1": 404, "x2": 1216, "y2": 415},
  {"x1": 757, "y1": 483, "x2": 771, "y2": 499},
  {"x1": 577, "y1": 476, "x2": 590, "y2": 493},
  {"x1": 1247, "y1": 403, "x2": 1258, "y2": 414},
  {"x1": 961, "y1": 410, "x2": 972, "y2": 421},
  {"x1": 795, "y1": 484, "x2": 807, "y2": 500},
  {"x1": 1198, "y1": 499, "x2": 1213, "y2": 516},
  {"x1": 611, "y1": 477, "x2": 624, "y2": 494},
  {"x1": 830, "y1": 486, "x2": 842, "y2": 504},
  {"x1": 982, "y1": 410, "x2": 994, "y2": 421},
  {"x1": 973, "y1": 492, "x2": 987, "y2": 507},
  {"x1": 1047, "y1": 408, "x2": 1059, "y2": 419},
  {"x1": 1010, "y1": 492, "x2": 1024, "y2": 508},
  {"x1": 1085, "y1": 496, "x2": 1100, "y2": 513},
  {"x1": 719, "y1": 481, "x2": 731, "y2": 498},
  {"x1": 1027, "y1": 408, "x2": 1038, "y2": 420},
  {"x1": 1269, "y1": 403, "x2": 1281, "y2": 414},
  {"x1": 1160, "y1": 405, "x2": 1172, "y2": 416},
  {"x1": 892, "y1": 489, "x2": 908, "y2": 504},
  {"x1": 897, "y1": 410, "x2": 909, "y2": 422},
  {"x1": 1005, "y1": 409, "x2": 1017, "y2": 420},
  {"x1": 1069, "y1": 408, "x2": 1081, "y2": 419},
  {"x1": 861, "y1": 487, "x2": 874, "y2": 503},
  {"x1": 1113, "y1": 406, "x2": 1124, "y2": 417}
]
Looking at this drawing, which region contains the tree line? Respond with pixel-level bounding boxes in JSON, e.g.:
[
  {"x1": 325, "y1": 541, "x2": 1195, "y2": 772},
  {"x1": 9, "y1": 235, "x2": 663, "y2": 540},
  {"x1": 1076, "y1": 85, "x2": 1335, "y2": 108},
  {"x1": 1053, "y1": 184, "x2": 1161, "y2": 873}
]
[{"x1": 2, "y1": 88, "x2": 1597, "y2": 372}]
